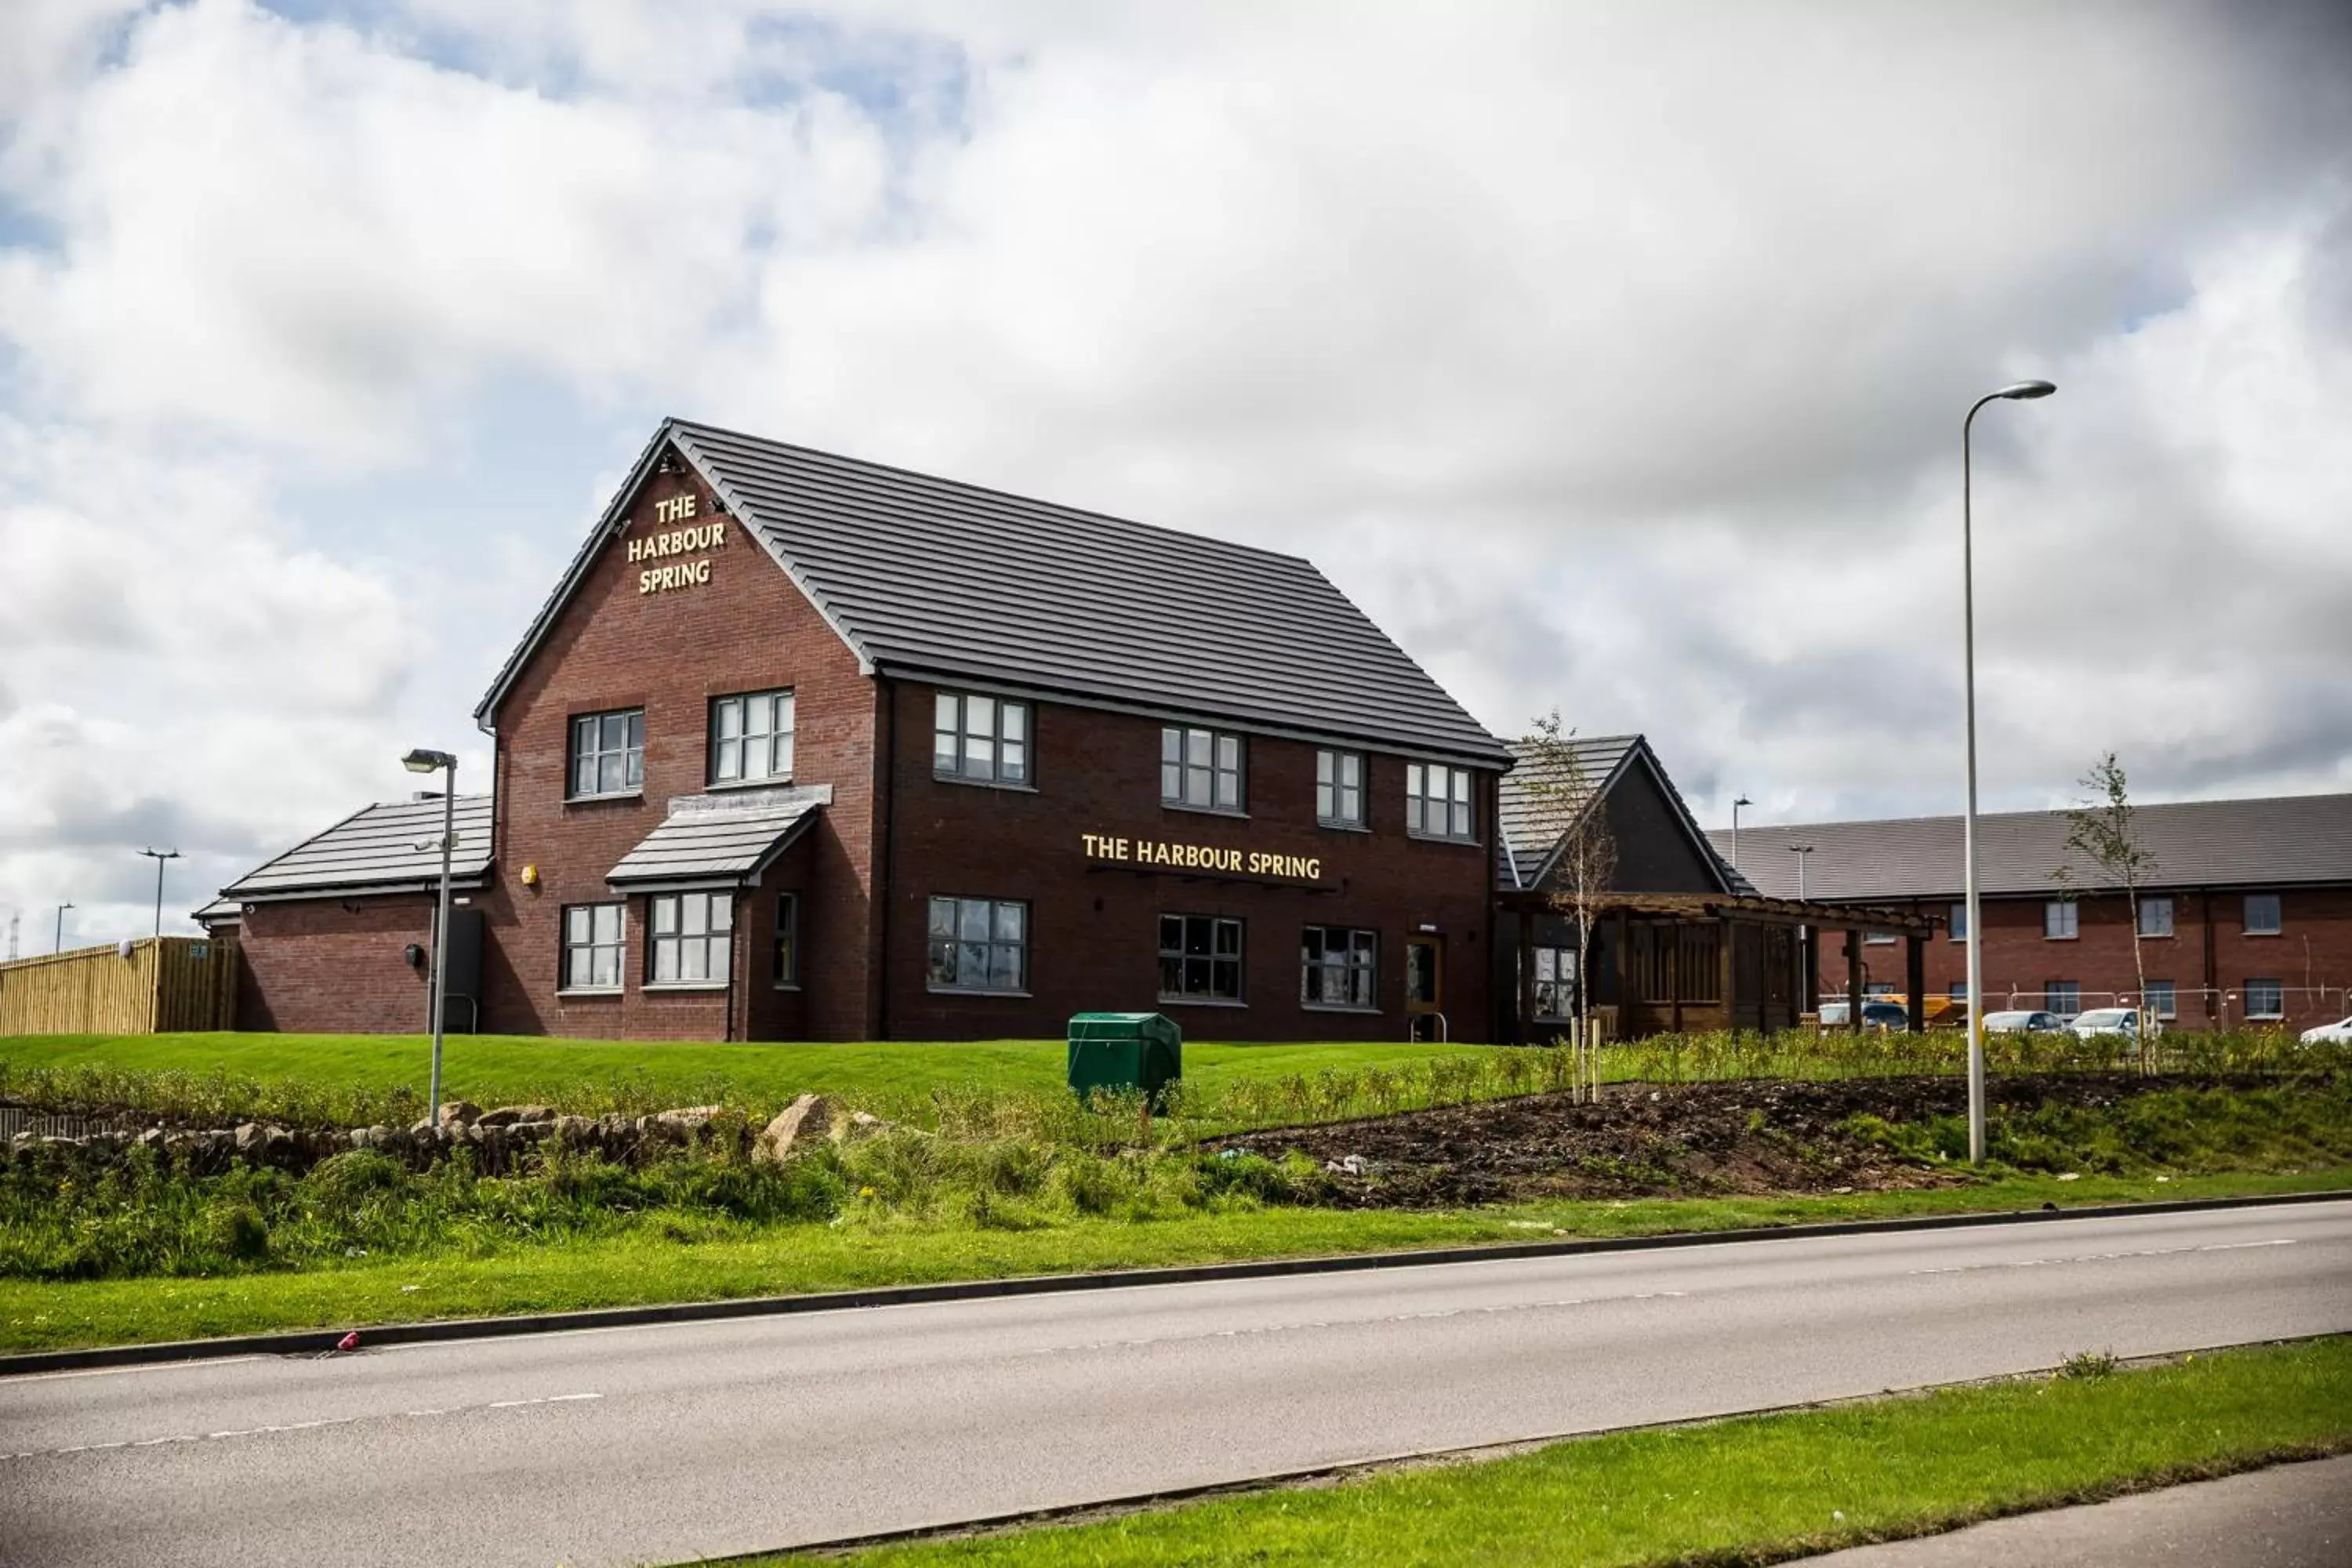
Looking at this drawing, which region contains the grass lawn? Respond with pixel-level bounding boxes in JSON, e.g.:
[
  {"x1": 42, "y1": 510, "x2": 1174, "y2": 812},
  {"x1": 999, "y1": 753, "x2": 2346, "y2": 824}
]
[
  {"x1": 0, "y1": 1031, "x2": 1494, "y2": 1120},
  {"x1": 754, "y1": 1336, "x2": 2352, "y2": 1567},
  {"x1": 3, "y1": 1167, "x2": 2340, "y2": 1354}
]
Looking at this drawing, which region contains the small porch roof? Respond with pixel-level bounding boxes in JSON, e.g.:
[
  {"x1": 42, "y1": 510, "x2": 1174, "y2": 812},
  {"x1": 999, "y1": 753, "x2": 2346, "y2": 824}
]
[{"x1": 607, "y1": 784, "x2": 830, "y2": 890}]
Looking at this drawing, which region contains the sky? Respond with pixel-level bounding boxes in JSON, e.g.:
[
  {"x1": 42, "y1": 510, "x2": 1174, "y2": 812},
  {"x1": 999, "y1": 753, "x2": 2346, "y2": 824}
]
[{"x1": 2, "y1": 0, "x2": 2349, "y2": 949}]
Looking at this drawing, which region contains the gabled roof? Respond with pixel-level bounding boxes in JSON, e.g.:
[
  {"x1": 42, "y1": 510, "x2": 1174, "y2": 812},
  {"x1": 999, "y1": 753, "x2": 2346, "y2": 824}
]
[
  {"x1": 1495, "y1": 733, "x2": 1748, "y2": 895},
  {"x1": 1716, "y1": 792, "x2": 2352, "y2": 902},
  {"x1": 607, "y1": 786, "x2": 829, "y2": 889},
  {"x1": 222, "y1": 797, "x2": 494, "y2": 902},
  {"x1": 476, "y1": 419, "x2": 1509, "y2": 765}
]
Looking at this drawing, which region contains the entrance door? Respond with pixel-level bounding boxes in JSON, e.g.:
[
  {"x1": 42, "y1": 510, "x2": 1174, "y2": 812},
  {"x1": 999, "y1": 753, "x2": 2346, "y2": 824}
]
[{"x1": 1406, "y1": 936, "x2": 1445, "y2": 1040}]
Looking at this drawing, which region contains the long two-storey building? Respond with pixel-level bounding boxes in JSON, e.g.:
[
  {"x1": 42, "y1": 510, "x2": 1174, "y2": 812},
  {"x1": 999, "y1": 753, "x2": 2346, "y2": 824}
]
[{"x1": 208, "y1": 421, "x2": 1512, "y2": 1042}]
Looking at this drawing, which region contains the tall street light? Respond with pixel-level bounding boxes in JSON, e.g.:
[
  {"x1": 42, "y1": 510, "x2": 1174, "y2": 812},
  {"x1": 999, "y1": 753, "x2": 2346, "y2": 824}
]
[
  {"x1": 1962, "y1": 378, "x2": 2056, "y2": 1165},
  {"x1": 403, "y1": 748, "x2": 460, "y2": 1126},
  {"x1": 54, "y1": 902, "x2": 74, "y2": 953},
  {"x1": 1731, "y1": 795, "x2": 1753, "y2": 869},
  {"x1": 135, "y1": 848, "x2": 180, "y2": 938},
  {"x1": 1787, "y1": 842, "x2": 1815, "y2": 901}
]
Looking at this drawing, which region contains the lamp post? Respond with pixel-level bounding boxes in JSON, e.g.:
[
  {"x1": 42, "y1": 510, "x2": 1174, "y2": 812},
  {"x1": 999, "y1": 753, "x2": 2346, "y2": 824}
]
[
  {"x1": 135, "y1": 849, "x2": 180, "y2": 938},
  {"x1": 1962, "y1": 379, "x2": 2056, "y2": 1165},
  {"x1": 1788, "y1": 842, "x2": 1814, "y2": 901},
  {"x1": 54, "y1": 902, "x2": 74, "y2": 953},
  {"x1": 1731, "y1": 795, "x2": 1753, "y2": 869},
  {"x1": 403, "y1": 748, "x2": 460, "y2": 1126}
]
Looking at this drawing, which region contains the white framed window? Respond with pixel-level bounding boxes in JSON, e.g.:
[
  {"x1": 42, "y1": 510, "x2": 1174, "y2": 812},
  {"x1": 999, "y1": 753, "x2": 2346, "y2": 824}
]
[
  {"x1": 1316, "y1": 750, "x2": 1366, "y2": 828},
  {"x1": 2143, "y1": 980, "x2": 2176, "y2": 1020},
  {"x1": 1160, "y1": 913, "x2": 1243, "y2": 1001},
  {"x1": 1864, "y1": 930, "x2": 1897, "y2": 946},
  {"x1": 2244, "y1": 894, "x2": 2281, "y2": 935},
  {"x1": 648, "y1": 891, "x2": 732, "y2": 985},
  {"x1": 2243, "y1": 978, "x2": 2283, "y2": 1019},
  {"x1": 1533, "y1": 946, "x2": 1577, "y2": 1019},
  {"x1": 561, "y1": 903, "x2": 623, "y2": 992},
  {"x1": 773, "y1": 893, "x2": 798, "y2": 987},
  {"x1": 2043, "y1": 900, "x2": 2078, "y2": 940},
  {"x1": 1301, "y1": 926, "x2": 1377, "y2": 1009},
  {"x1": 1406, "y1": 761, "x2": 1475, "y2": 840},
  {"x1": 927, "y1": 896, "x2": 1028, "y2": 992},
  {"x1": 2045, "y1": 980, "x2": 2080, "y2": 1014},
  {"x1": 712, "y1": 689, "x2": 794, "y2": 785},
  {"x1": 2137, "y1": 895, "x2": 2173, "y2": 938},
  {"x1": 1947, "y1": 982, "x2": 1969, "y2": 1005},
  {"x1": 1948, "y1": 903, "x2": 1967, "y2": 941},
  {"x1": 1161, "y1": 726, "x2": 1243, "y2": 811},
  {"x1": 934, "y1": 692, "x2": 1030, "y2": 786},
  {"x1": 570, "y1": 710, "x2": 644, "y2": 798}
]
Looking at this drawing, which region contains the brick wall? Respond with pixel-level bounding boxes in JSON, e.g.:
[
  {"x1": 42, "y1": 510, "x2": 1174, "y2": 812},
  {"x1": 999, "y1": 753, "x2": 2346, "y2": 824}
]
[
  {"x1": 1813, "y1": 886, "x2": 2352, "y2": 1030},
  {"x1": 477, "y1": 462, "x2": 879, "y2": 1040},
  {"x1": 877, "y1": 680, "x2": 1497, "y2": 1042},
  {"x1": 234, "y1": 895, "x2": 435, "y2": 1033}
]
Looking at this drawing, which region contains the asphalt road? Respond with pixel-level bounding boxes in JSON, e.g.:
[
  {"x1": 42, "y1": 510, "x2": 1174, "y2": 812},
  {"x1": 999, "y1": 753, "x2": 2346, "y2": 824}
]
[{"x1": 4, "y1": 1199, "x2": 2347, "y2": 1568}]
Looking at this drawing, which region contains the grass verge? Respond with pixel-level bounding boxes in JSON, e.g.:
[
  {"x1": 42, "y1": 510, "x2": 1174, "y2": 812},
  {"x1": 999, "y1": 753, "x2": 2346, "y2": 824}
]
[
  {"x1": 754, "y1": 1336, "x2": 2352, "y2": 1566},
  {"x1": 2, "y1": 1167, "x2": 2339, "y2": 1354}
]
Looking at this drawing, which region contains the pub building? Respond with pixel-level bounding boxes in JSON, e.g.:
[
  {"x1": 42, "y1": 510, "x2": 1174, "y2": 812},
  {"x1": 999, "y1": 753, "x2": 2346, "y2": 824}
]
[{"x1": 205, "y1": 419, "x2": 1513, "y2": 1043}]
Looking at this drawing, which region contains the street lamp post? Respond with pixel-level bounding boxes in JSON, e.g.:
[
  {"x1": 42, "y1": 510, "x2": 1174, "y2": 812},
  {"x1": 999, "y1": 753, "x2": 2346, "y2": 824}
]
[
  {"x1": 135, "y1": 849, "x2": 180, "y2": 938},
  {"x1": 1731, "y1": 795, "x2": 1753, "y2": 869},
  {"x1": 55, "y1": 902, "x2": 74, "y2": 953},
  {"x1": 1788, "y1": 842, "x2": 1814, "y2": 902},
  {"x1": 402, "y1": 748, "x2": 460, "y2": 1127},
  {"x1": 1962, "y1": 379, "x2": 2056, "y2": 1166}
]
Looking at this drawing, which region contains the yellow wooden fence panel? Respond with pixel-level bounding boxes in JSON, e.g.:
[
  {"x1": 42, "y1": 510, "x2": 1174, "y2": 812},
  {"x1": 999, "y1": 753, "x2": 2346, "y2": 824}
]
[{"x1": 0, "y1": 936, "x2": 238, "y2": 1036}]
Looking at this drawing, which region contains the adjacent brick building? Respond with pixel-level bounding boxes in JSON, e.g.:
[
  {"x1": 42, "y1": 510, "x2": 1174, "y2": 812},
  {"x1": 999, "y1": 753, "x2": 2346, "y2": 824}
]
[
  {"x1": 1716, "y1": 795, "x2": 2352, "y2": 1033},
  {"x1": 208, "y1": 420, "x2": 1512, "y2": 1042}
]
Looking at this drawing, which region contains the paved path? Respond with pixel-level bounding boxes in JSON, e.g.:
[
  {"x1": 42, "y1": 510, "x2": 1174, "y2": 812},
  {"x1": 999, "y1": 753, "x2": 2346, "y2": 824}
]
[
  {"x1": 1800, "y1": 1454, "x2": 2352, "y2": 1566},
  {"x1": 3, "y1": 1199, "x2": 2347, "y2": 1568}
]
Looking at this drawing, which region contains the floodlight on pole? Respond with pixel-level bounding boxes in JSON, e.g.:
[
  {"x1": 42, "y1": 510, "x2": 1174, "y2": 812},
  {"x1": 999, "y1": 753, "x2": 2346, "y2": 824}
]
[
  {"x1": 404, "y1": 748, "x2": 460, "y2": 1126},
  {"x1": 135, "y1": 848, "x2": 180, "y2": 938},
  {"x1": 1962, "y1": 377, "x2": 2057, "y2": 1166},
  {"x1": 1732, "y1": 796, "x2": 1753, "y2": 869}
]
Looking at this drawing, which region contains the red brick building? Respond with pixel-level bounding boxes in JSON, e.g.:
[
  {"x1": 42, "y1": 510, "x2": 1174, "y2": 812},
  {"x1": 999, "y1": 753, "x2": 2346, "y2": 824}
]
[
  {"x1": 1716, "y1": 796, "x2": 2352, "y2": 1033},
  {"x1": 206, "y1": 420, "x2": 1512, "y2": 1042}
]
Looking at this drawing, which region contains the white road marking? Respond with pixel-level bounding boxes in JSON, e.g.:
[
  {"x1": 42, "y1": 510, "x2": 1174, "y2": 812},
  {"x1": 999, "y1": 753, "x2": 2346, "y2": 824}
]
[
  {"x1": 1906, "y1": 1238, "x2": 2297, "y2": 1277},
  {"x1": 3, "y1": 1391, "x2": 601, "y2": 1464},
  {"x1": 1007, "y1": 1290, "x2": 1691, "y2": 1358}
]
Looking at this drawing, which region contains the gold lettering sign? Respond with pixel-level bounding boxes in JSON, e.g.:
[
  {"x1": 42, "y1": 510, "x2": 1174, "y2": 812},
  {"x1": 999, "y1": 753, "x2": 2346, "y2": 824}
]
[
  {"x1": 628, "y1": 495, "x2": 728, "y2": 594},
  {"x1": 1082, "y1": 833, "x2": 1323, "y2": 883}
]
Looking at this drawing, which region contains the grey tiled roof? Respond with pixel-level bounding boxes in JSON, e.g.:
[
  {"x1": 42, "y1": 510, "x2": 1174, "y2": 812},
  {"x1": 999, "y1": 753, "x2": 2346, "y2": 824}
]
[
  {"x1": 222, "y1": 797, "x2": 494, "y2": 900},
  {"x1": 477, "y1": 420, "x2": 1509, "y2": 765},
  {"x1": 606, "y1": 786, "x2": 829, "y2": 888},
  {"x1": 1715, "y1": 793, "x2": 2352, "y2": 902},
  {"x1": 1495, "y1": 733, "x2": 1748, "y2": 895}
]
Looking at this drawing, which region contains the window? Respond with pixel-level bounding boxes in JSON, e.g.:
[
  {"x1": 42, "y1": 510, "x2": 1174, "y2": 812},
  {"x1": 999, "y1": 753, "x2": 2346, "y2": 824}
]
[
  {"x1": 711, "y1": 690, "x2": 794, "y2": 785},
  {"x1": 561, "y1": 903, "x2": 623, "y2": 992},
  {"x1": 2043, "y1": 900, "x2": 2078, "y2": 940},
  {"x1": 1406, "y1": 762, "x2": 1475, "y2": 840},
  {"x1": 1161, "y1": 727, "x2": 1243, "y2": 811},
  {"x1": 772, "y1": 893, "x2": 798, "y2": 987},
  {"x1": 648, "y1": 891, "x2": 732, "y2": 985},
  {"x1": 1160, "y1": 914, "x2": 1243, "y2": 1002},
  {"x1": 1948, "y1": 903, "x2": 1968, "y2": 941},
  {"x1": 1864, "y1": 930, "x2": 1897, "y2": 946},
  {"x1": 2045, "y1": 980, "x2": 2080, "y2": 1014},
  {"x1": 2137, "y1": 895, "x2": 2173, "y2": 938},
  {"x1": 570, "y1": 710, "x2": 644, "y2": 798},
  {"x1": 1316, "y1": 750, "x2": 1366, "y2": 828},
  {"x1": 2143, "y1": 980, "x2": 2176, "y2": 1020},
  {"x1": 1301, "y1": 926, "x2": 1377, "y2": 1009},
  {"x1": 927, "y1": 896, "x2": 1028, "y2": 992},
  {"x1": 2244, "y1": 894, "x2": 2281, "y2": 935},
  {"x1": 935, "y1": 692, "x2": 1030, "y2": 786},
  {"x1": 1948, "y1": 982, "x2": 1969, "y2": 1005},
  {"x1": 1534, "y1": 946, "x2": 1578, "y2": 1019},
  {"x1": 2244, "y1": 978, "x2": 2284, "y2": 1019}
]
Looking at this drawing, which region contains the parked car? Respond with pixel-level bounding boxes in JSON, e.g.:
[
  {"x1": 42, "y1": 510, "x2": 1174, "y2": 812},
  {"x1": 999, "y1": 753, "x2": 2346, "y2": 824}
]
[
  {"x1": 1982, "y1": 1009, "x2": 2063, "y2": 1033},
  {"x1": 2069, "y1": 1007, "x2": 2141, "y2": 1040},
  {"x1": 1818, "y1": 1000, "x2": 1913, "y2": 1029},
  {"x1": 2301, "y1": 1015, "x2": 2352, "y2": 1045}
]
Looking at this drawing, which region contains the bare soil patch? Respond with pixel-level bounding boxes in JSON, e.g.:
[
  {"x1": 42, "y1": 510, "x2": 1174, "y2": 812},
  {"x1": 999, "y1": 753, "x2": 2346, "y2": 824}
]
[{"x1": 1211, "y1": 1074, "x2": 2202, "y2": 1207}]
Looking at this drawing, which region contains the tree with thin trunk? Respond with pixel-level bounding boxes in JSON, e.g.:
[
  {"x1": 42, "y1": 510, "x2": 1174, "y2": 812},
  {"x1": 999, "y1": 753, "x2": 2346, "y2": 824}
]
[
  {"x1": 1520, "y1": 712, "x2": 1617, "y2": 1100},
  {"x1": 2054, "y1": 752, "x2": 2160, "y2": 1071}
]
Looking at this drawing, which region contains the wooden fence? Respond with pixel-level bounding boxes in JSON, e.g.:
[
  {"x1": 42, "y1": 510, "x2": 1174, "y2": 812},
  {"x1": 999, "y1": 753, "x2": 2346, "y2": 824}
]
[{"x1": 0, "y1": 936, "x2": 239, "y2": 1036}]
